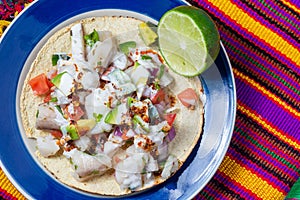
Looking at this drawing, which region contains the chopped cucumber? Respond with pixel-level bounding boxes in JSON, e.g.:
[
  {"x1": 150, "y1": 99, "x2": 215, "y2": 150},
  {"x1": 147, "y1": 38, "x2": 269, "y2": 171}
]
[
  {"x1": 133, "y1": 115, "x2": 149, "y2": 132},
  {"x1": 119, "y1": 41, "x2": 136, "y2": 54},
  {"x1": 104, "y1": 103, "x2": 127, "y2": 125}
]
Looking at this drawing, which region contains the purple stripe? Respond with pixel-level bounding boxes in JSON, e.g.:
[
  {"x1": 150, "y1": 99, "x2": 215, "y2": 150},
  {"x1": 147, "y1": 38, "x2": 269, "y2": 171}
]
[
  {"x1": 197, "y1": 0, "x2": 300, "y2": 75},
  {"x1": 232, "y1": 0, "x2": 300, "y2": 50},
  {"x1": 236, "y1": 77, "x2": 300, "y2": 136},
  {"x1": 214, "y1": 170, "x2": 259, "y2": 199},
  {"x1": 263, "y1": 0, "x2": 300, "y2": 36},
  {"x1": 222, "y1": 32, "x2": 300, "y2": 101},
  {"x1": 232, "y1": 129, "x2": 295, "y2": 180},
  {"x1": 0, "y1": 191, "x2": 13, "y2": 200},
  {"x1": 289, "y1": 0, "x2": 300, "y2": 8},
  {"x1": 267, "y1": 0, "x2": 300, "y2": 29},
  {"x1": 223, "y1": 30, "x2": 300, "y2": 86},
  {"x1": 235, "y1": 118, "x2": 300, "y2": 168},
  {"x1": 227, "y1": 146, "x2": 289, "y2": 193},
  {"x1": 233, "y1": 122, "x2": 299, "y2": 183}
]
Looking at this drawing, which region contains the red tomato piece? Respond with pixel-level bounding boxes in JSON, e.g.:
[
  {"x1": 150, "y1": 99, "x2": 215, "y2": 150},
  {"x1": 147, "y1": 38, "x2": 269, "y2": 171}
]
[
  {"x1": 43, "y1": 93, "x2": 52, "y2": 103},
  {"x1": 28, "y1": 73, "x2": 51, "y2": 96},
  {"x1": 47, "y1": 69, "x2": 57, "y2": 87},
  {"x1": 65, "y1": 105, "x2": 85, "y2": 121},
  {"x1": 164, "y1": 113, "x2": 177, "y2": 126},
  {"x1": 151, "y1": 89, "x2": 165, "y2": 104},
  {"x1": 177, "y1": 88, "x2": 198, "y2": 109},
  {"x1": 50, "y1": 130, "x2": 63, "y2": 139}
]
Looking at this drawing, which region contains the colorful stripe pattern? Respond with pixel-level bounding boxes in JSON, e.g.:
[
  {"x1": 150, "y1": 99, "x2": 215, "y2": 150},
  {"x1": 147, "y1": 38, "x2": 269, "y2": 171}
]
[
  {"x1": 0, "y1": 0, "x2": 33, "y2": 37},
  {"x1": 0, "y1": 170, "x2": 25, "y2": 200},
  {"x1": 0, "y1": 0, "x2": 300, "y2": 199},
  {"x1": 186, "y1": 0, "x2": 300, "y2": 199}
]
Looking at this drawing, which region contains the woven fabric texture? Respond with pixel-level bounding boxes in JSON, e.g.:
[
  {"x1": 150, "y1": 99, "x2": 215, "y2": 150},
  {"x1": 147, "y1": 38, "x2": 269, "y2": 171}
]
[{"x1": 0, "y1": 0, "x2": 299, "y2": 199}]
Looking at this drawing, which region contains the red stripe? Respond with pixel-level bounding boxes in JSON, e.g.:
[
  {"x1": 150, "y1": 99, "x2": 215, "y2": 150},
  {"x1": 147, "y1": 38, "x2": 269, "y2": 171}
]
[
  {"x1": 218, "y1": 17, "x2": 300, "y2": 89},
  {"x1": 235, "y1": 70, "x2": 300, "y2": 120},
  {"x1": 0, "y1": 188, "x2": 18, "y2": 200},
  {"x1": 230, "y1": 128, "x2": 294, "y2": 191},
  {"x1": 217, "y1": 170, "x2": 261, "y2": 199},
  {"x1": 202, "y1": 183, "x2": 228, "y2": 199},
  {"x1": 227, "y1": 153, "x2": 285, "y2": 193},
  {"x1": 235, "y1": 116, "x2": 300, "y2": 168},
  {"x1": 222, "y1": 28, "x2": 300, "y2": 86},
  {"x1": 233, "y1": 0, "x2": 300, "y2": 49},
  {"x1": 238, "y1": 100, "x2": 300, "y2": 148},
  {"x1": 225, "y1": 41, "x2": 299, "y2": 103},
  {"x1": 202, "y1": 0, "x2": 300, "y2": 68}
]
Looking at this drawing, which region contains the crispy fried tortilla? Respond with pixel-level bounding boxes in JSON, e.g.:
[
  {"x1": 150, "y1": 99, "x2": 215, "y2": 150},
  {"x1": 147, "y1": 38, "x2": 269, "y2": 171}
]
[{"x1": 20, "y1": 16, "x2": 204, "y2": 195}]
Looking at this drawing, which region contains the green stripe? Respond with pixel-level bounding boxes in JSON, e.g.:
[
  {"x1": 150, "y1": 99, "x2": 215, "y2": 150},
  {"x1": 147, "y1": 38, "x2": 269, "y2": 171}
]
[
  {"x1": 235, "y1": 126, "x2": 298, "y2": 171},
  {"x1": 259, "y1": 0, "x2": 300, "y2": 31},
  {"x1": 200, "y1": 190, "x2": 214, "y2": 199},
  {"x1": 223, "y1": 40, "x2": 300, "y2": 96}
]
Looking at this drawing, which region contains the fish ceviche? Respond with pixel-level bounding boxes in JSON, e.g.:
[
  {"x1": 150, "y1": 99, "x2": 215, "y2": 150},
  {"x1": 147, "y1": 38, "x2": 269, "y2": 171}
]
[{"x1": 27, "y1": 21, "x2": 200, "y2": 191}]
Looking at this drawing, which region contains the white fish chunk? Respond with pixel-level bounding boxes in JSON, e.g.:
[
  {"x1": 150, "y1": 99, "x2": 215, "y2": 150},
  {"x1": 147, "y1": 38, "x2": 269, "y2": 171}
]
[
  {"x1": 64, "y1": 148, "x2": 111, "y2": 179},
  {"x1": 87, "y1": 38, "x2": 117, "y2": 68},
  {"x1": 36, "y1": 103, "x2": 68, "y2": 130},
  {"x1": 80, "y1": 70, "x2": 100, "y2": 90},
  {"x1": 161, "y1": 155, "x2": 178, "y2": 179},
  {"x1": 37, "y1": 135, "x2": 60, "y2": 157},
  {"x1": 71, "y1": 23, "x2": 86, "y2": 61}
]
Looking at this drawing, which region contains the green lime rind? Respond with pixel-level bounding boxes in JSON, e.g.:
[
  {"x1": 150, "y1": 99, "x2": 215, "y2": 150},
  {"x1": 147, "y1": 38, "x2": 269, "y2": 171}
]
[{"x1": 157, "y1": 5, "x2": 220, "y2": 77}]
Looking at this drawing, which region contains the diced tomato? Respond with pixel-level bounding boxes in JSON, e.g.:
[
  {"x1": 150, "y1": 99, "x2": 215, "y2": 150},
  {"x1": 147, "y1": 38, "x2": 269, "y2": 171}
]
[
  {"x1": 28, "y1": 73, "x2": 51, "y2": 96},
  {"x1": 43, "y1": 93, "x2": 52, "y2": 103},
  {"x1": 177, "y1": 88, "x2": 198, "y2": 109},
  {"x1": 46, "y1": 69, "x2": 57, "y2": 87},
  {"x1": 164, "y1": 113, "x2": 176, "y2": 126},
  {"x1": 64, "y1": 105, "x2": 84, "y2": 121},
  {"x1": 50, "y1": 130, "x2": 63, "y2": 139},
  {"x1": 47, "y1": 79, "x2": 54, "y2": 88},
  {"x1": 151, "y1": 89, "x2": 165, "y2": 104}
]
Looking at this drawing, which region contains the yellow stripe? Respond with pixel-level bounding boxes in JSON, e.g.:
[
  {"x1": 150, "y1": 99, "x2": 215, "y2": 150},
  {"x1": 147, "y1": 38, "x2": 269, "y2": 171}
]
[
  {"x1": 233, "y1": 68, "x2": 300, "y2": 118},
  {"x1": 207, "y1": 0, "x2": 300, "y2": 66},
  {"x1": 219, "y1": 156, "x2": 285, "y2": 199},
  {"x1": 281, "y1": 0, "x2": 300, "y2": 14},
  {"x1": 238, "y1": 104, "x2": 300, "y2": 150},
  {"x1": 0, "y1": 20, "x2": 11, "y2": 37},
  {"x1": 0, "y1": 169, "x2": 26, "y2": 200}
]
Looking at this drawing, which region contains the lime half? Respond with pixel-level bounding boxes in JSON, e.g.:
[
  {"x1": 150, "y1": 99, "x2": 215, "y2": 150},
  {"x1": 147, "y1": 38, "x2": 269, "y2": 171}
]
[{"x1": 157, "y1": 6, "x2": 220, "y2": 77}]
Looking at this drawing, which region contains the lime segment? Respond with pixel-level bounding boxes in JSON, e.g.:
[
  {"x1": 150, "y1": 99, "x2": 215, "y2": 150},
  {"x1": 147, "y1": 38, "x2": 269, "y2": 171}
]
[{"x1": 158, "y1": 6, "x2": 220, "y2": 77}]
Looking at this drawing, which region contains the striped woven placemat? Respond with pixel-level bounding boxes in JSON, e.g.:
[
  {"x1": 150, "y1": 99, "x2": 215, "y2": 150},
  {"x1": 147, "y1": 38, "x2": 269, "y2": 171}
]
[{"x1": 0, "y1": 0, "x2": 299, "y2": 199}]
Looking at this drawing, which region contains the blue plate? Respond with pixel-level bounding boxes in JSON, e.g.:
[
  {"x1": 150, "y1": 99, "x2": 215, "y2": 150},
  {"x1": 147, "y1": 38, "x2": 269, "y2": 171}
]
[{"x1": 0, "y1": 0, "x2": 236, "y2": 199}]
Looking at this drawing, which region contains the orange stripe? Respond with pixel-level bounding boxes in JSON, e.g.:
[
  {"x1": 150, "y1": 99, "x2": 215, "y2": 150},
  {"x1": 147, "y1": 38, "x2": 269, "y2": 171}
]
[
  {"x1": 238, "y1": 103, "x2": 300, "y2": 150},
  {"x1": 207, "y1": 0, "x2": 300, "y2": 66},
  {"x1": 219, "y1": 156, "x2": 285, "y2": 199}
]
